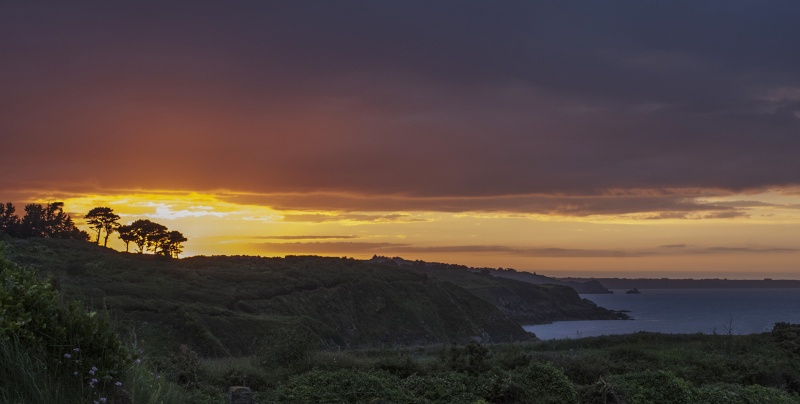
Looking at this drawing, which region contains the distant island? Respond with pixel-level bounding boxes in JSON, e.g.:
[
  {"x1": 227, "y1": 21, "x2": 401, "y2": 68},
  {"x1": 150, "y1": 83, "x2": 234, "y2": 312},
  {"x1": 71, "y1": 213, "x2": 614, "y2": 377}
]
[{"x1": 625, "y1": 288, "x2": 642, "y2": 294}]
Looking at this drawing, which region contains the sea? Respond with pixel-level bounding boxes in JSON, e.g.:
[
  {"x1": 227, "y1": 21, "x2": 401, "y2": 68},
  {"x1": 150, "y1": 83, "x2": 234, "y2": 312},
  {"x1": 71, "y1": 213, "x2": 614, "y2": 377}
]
[{"x1": 523, "y1": 289, "x2": 800, "y2": 340}]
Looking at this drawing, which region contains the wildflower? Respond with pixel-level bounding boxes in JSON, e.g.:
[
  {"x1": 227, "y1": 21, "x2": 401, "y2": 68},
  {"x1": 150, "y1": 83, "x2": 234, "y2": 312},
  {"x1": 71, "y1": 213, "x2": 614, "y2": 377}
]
[
  {"x1": 73, "y1": 371, "x2": 78, "y2": 376},
  {"x1": 134, "y1": 358, "x2": 142, "y2": 365},
  {"x1": 89, "y1": 366, "x2": 97, "y2": 375},
  {"x1": 115, "y1": 381, "x2": 123, "y2": 387},
  {"x1": 64, "y1": 353, "x2": 72, "y2": 359},
  {"x1": 99, "y1": 398, "x2": 107, "y2": 403},
  {"x1": 73, "y1": 347, "x2": 81, "y2": 353}
]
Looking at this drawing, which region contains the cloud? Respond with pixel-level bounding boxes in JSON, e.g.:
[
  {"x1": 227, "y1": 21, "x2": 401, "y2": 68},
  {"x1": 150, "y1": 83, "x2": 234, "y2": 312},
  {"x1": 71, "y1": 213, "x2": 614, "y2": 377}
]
[
  {"x1": 134, "y1": 203, "x2": 229, "y2": 220},
  {"x1": 250, "y1": 242, "x2": 409, "y2": 254},
  {"x1": 250, "y1": 235, "x2": 358, "y2": 240},
  {"x1": 2, "y1": 2, "x2": 800, "y2": 205},
  {"x1": 280, "y1": 213, "x2": 426, "y2": 223},
  {"x1": 246, "y1": 241, "x2": 800, "y2": 259},
  {"x1": 699, "y1": 247, "x2": 799, "y2": 254},
  {"x1": 247, "y1": 241, "x2": 640, "y2": 257},
  {"x1": 229, "y1": 190, "x2": 746, "y2": 218}
]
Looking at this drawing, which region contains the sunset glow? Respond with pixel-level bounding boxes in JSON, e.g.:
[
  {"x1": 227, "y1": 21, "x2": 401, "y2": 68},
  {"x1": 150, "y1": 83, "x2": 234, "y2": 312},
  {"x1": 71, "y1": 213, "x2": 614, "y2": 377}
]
[{"x1": 3, "y1": 3, "x2": 800, "y2": 279}]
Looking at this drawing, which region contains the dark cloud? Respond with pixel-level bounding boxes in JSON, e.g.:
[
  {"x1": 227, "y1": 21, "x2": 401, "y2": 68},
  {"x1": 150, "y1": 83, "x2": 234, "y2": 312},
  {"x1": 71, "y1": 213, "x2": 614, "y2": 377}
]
[
  {"x1": 248, "y1": 241, "x2": 639, "y2": 257},
  {"x1": 2, "y1": 2, "x2": 800, "y2": 203},
  {"x1": 231, "y1": 190, "x2": 743, "y2": 217},
  {"x1": 247, "y1": 241, "x2": 800, "y2": 258}
]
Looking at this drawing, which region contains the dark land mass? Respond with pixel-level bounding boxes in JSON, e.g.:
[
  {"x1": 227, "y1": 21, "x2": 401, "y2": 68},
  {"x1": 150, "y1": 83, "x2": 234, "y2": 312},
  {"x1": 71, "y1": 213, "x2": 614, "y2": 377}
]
[
  {"x1": 370, "y1": 256, "x2": 627, "y2": 324},
  {"x1": 4, "y1": 239, "x2": 625, "y2": 357},
  {"x1": 563, "y1": 277, "x2": 800, "y2": 290},
  {"x1": 372, "y1": 255, "x2": 613, "y2": 294}
]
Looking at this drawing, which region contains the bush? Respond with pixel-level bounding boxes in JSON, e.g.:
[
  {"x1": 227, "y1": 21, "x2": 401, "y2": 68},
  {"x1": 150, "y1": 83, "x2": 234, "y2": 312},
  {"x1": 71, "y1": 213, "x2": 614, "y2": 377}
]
[
  {"x1": 276, "y1": 369, "x2": 409, "y2": 403},
  {"x1": 510, "y1": 361, "x2": 579, "y2": 404},
  {"x1": 399, "y1": 372, "x2": 482, "y2": 403},
  {"x1": 599, "y1": 370, "x2": 695, "y2": 404},
  {"x1": 696, "y1": 383, "x2": 799, "y2": 404},
  {"x1": 257, "y1": 324, "x2": 318, "y2": 371},
  {"x1": 0, "y1": 242, "x2": 133, "y2": 401},
  {"x1": 443, "y1": 342, "x2": 492, "y2": 374}
]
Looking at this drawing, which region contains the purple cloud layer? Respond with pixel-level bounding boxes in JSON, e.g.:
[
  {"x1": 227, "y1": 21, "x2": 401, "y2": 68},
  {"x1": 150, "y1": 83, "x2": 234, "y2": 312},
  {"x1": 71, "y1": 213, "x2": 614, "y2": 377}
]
[{"x1": 2, "y1": 2, "x2": 799, "y2": 214}]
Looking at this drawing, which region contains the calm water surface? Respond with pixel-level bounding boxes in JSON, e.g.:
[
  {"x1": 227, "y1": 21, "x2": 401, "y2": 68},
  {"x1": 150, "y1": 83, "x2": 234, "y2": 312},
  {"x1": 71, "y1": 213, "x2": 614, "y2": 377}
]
[{"x1": 524, "y1": 289, "x2": 800, "y2": 339}]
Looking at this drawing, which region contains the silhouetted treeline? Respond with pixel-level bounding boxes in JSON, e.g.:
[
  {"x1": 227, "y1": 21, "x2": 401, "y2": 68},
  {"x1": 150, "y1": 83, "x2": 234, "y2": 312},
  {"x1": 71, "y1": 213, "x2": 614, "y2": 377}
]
[
  {"x1": 118, "y1": 219, "x2": 187, "y2": 258},
  {"x1": 1, "y1": 201, "x2": 188, "y2": 258},
  {"x1": 0, "y1": 201, "x2": 88, "y2": 240}
]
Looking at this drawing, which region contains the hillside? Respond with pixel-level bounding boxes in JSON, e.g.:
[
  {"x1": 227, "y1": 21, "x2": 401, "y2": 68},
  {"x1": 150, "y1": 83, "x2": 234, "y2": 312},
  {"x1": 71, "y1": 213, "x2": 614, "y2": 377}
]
[
  {"x1": 370, "y1": 257, "x2": 627, "y2": 324},
  {"x1": 5, "y1": 239, "x2": 623, "y2": 358},
  {"x1": 490, "y1": 268, "x2": 612, "y2": 294}
]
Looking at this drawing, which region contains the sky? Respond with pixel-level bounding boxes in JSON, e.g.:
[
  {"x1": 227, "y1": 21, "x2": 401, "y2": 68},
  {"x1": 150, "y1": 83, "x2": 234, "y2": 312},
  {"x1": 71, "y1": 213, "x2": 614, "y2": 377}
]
[{"x1": 2, "y1": 2, "x2": 800, "y2": 279}]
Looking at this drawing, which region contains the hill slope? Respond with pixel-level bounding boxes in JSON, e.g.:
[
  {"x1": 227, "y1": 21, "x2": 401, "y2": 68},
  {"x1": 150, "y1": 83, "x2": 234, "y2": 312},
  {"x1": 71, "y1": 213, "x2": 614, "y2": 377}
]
[
  {"x1": 5, "y1": 239, "x2": 530, "y2": 355},
  {"x1": 370, "y1": 257, "x2": 627, "y2": 324},
  {"x1": 5, "y1": 239, "x2": 625, "y2": 357}
]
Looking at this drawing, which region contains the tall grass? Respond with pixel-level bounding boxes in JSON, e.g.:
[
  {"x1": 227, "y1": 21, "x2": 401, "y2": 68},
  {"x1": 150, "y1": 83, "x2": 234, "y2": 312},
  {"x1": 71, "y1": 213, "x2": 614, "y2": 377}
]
[
  {"x1": 0, "y1": 337, "x2": 69, "y2": 403},
  {"x1": 0, "y1": 336, "x2": 190, "y2": 404}
]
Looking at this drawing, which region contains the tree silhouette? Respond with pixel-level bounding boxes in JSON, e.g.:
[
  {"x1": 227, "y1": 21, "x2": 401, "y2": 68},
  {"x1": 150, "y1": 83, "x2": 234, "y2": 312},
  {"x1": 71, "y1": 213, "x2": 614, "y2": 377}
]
[
  {"x1": 124, "y1": 219, "x2": 164, "y2": 253},
  {"x1": 118, "y1": 219, "x2": 187, "y2": 258},
  {"x1": 144, "y1": 222, "x2": 169, "y2": 254},
  {"x1": 0, "y1": 202, "x2": 20, "y2": 235},
  {"x1": 117, "y1": 224, "x2": 136, "y2": 252},
  {"x1": 85, "y1": 207, "x2": 121, "y2": 247},
  {"x1": 19, "y1": 202, "x2": 88, "y2": 240},
  {"x1": 164, "y1": 230, "x2": 187, "y2": 258}
]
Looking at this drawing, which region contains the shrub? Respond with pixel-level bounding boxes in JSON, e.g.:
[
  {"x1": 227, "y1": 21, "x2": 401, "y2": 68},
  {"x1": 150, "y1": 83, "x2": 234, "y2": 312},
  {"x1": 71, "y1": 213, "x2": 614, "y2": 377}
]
[
  {"x1": 510, "y1": 361, "x2": 579, "y2": 404},
  {"x1": 257, "y1": 323, "x2": 319, "y2": 373},
  {"x1": 276, "y1": 369, "x2": 409, "y2": 403},
  {"x1": 399, "y1": 372, "x2": 482, "y2": 403},
  {"x1": 0, "y1": 242, "x2": 133, "y2": 401},
  {"x1": 443, "y1": 342, "x2": 492, "y2": 374},
  {"x1": 696, "y1": 383, "x2": 799, "y2": 404},
  {"x1": 600, "y1": 370, "x2": 695, "y2": 404}
]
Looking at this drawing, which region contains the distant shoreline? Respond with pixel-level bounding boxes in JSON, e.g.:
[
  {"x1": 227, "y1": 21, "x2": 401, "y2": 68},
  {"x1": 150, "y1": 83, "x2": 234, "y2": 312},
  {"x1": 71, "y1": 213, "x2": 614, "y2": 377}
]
[{"x1": 560, "y1": 277, "x2": 800, "y2": 290}]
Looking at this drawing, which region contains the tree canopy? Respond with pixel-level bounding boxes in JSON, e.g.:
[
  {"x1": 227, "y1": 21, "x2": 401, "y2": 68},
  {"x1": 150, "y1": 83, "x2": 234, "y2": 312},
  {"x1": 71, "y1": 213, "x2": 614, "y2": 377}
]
[
  {"x1": 0, "y1": 201, "x2": 88, "y2": 240},
  {"x1": 118, "y1": 219, "x2": 187, "y2": 258},
  {"x1": 1, "y1": 201, "x2": 188, "y2": 257},
  {"x1": 84, "y1": 207, "x2": 121, "y2": 247}
]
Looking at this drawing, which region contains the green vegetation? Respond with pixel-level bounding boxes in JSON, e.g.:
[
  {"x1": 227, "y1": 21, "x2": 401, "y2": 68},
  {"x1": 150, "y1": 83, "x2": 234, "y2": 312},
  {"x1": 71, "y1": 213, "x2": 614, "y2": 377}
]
[
  {"x1": 3, "y1": 237, "x2": 800, "y2": 402},
  {"x1": 397, "y1": 259, "x2": 628, "y2": 324},
  {"x1": 4, "y1": 238, "x2": 535, "y2": 356},
  {"x1": 0, "y1": 241, "x2": 189, "y2": 403}
]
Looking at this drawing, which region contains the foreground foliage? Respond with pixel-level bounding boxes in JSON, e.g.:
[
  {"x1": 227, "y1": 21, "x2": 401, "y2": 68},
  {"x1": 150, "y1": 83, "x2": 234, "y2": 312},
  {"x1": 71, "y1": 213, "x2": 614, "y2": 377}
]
[{"x1": 0, "y1": 242, "x2": 190, "y2": 403}]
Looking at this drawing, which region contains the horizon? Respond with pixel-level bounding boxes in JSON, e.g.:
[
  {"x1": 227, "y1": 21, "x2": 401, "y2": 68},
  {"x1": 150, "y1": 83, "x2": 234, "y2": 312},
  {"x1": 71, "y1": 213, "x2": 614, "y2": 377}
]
[{"x1": 3, "y1": 3, "x2": 800, "y2": 280}]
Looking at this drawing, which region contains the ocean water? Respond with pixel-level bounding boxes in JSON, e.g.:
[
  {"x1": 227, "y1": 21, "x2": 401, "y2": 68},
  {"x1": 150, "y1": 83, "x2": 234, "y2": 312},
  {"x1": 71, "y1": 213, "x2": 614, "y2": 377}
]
[{"x1": 524, "y1": 289, "x2": 800, "y2": 340}]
